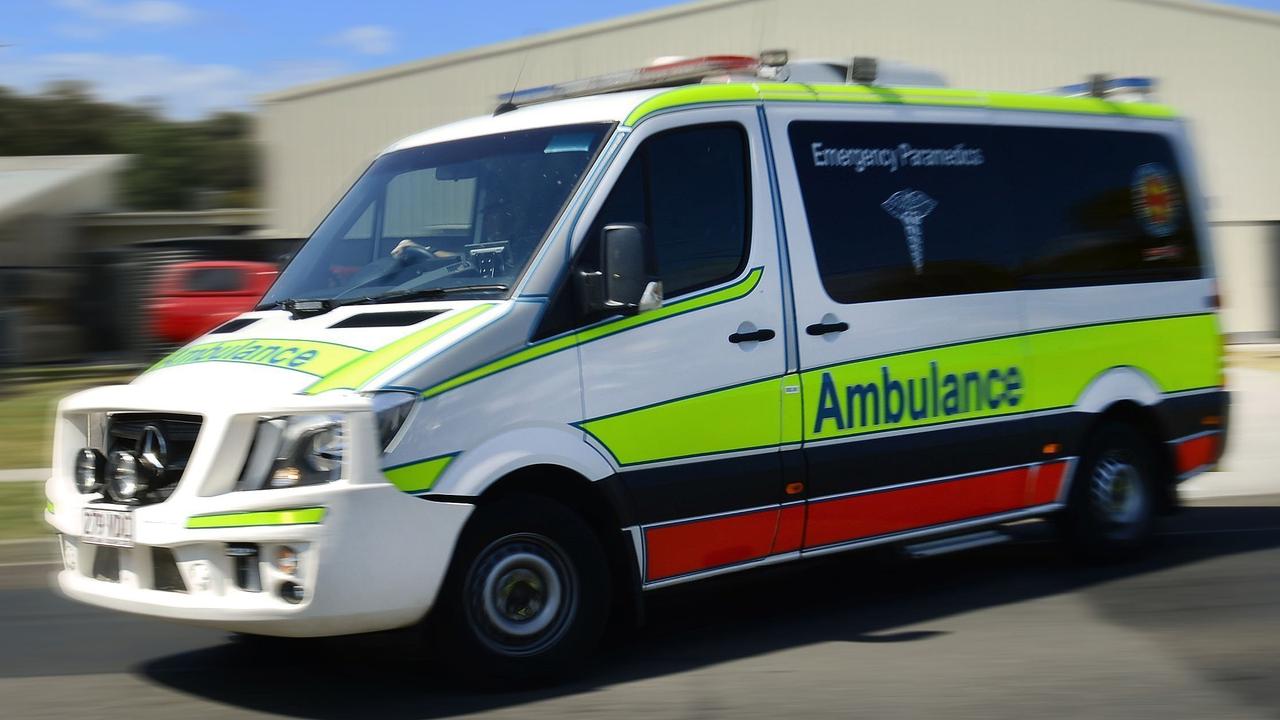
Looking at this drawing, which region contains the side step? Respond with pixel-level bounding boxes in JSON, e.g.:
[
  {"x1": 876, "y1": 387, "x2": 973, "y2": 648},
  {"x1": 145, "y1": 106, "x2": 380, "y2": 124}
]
[{"x1": 902, "y1": 530, "x2": 1011, "y2": 559}]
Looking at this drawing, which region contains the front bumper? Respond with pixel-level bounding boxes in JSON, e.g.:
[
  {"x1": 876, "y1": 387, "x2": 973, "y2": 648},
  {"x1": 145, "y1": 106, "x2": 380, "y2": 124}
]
[
  {"x1": 44, "y1": 382, "x2": 474, "y2": 637},
  {"x1": 49, "y1": 481, "x2": 473, "y2": 637}
]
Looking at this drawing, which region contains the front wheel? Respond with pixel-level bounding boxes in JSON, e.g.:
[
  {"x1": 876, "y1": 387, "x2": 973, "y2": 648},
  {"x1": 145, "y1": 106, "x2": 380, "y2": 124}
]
[
  {"x1": 429, "y1": 493, "x2": 610, "y2": 682},
  {"x1": 1061, "y1": 421, "x2": 1159, "y2": 560}
]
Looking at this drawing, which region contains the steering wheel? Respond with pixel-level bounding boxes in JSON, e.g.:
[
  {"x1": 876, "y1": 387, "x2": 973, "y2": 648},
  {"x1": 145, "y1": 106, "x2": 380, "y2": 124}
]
[{"x1": 395, "y1": 242, "x2": 440, "y2": 266}]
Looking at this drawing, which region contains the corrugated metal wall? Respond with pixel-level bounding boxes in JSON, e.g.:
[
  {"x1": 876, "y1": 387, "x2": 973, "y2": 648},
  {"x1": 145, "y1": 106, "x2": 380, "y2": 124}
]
[{"x1": 259, "y1": 0, "x2": 1280, "y2": 337}]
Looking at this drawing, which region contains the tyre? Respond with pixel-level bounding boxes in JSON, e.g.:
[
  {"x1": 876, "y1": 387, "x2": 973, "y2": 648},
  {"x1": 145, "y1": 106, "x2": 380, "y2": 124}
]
[
  {"x1": 1062, "y1": 421, "x2": 1160, "y2": 560},
  {"x1": 429, "y1": 492, "x2": 611, "y2": 682}
]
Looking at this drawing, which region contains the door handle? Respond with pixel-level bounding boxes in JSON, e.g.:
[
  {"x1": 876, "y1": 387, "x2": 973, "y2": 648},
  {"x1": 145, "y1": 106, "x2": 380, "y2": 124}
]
[
  {"x1": 728, "y1": 328, "x2": 776, "y2": 344},
  {"x1": 806, "y1": 321, "x2": 849, "y2": 336}
]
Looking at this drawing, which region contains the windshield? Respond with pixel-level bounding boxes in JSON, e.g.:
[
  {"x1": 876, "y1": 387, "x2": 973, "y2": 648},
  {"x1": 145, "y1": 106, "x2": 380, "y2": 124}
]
[{"x1": 261, "y1": 123, "x2": 610, "y2": 307}]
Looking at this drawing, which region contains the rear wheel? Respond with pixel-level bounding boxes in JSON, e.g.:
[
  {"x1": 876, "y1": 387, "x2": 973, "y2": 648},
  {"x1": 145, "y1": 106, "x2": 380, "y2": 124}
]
[
  {"x1": 430, "y1": 493, "x2": 610, "y2": 682},
  {"x1": 1062, "y1": 421, "x2": 1159, "y2": 560}
]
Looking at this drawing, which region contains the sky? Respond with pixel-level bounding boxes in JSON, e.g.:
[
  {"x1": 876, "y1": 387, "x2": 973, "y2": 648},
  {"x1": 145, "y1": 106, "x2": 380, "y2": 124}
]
[{"x1": 0, "y1": 0, "x2": 1277, "y2": 119}]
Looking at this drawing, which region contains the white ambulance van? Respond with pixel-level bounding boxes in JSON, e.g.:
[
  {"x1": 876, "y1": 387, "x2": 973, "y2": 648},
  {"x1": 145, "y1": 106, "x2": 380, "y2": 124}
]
[{"x1": 46, "y1": 55, "x2": 1227, "y2": 676}]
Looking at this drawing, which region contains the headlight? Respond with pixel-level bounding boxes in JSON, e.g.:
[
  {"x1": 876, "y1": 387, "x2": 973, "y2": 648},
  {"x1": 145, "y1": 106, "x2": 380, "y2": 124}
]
[
  {"x1": 108, "y1": 450, "x2": 143, "y2": 501},
  {"x1": 237, "y1": 414, "x2": 345, "y2": 491},
  {"x1": 74, "y1": 448, "x2": 106, "y2": 494}
]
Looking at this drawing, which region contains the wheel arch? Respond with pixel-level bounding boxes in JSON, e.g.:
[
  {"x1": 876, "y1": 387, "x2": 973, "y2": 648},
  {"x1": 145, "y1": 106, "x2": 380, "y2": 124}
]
[
  {"x1": 1078, "y1": 400, "x2": 1178, "y2": 513},
  {"x1": 1074, "y1": 365, "x2": 1162, "y2": 413},
  {"x1": 1071, "y1": 366, "x2": 1179, "y2": 512}
]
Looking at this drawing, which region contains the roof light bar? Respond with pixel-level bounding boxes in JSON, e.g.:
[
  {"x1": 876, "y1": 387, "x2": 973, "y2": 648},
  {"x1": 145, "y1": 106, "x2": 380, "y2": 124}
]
[
  {"x1": 492, "y1": 51, "x2": 952, "y2": 113},
  {"x1": 498, "y1": 55, "x2": 759, "y2": 110},
  {"x1": 758, "y1": 49, "x2": 789, "y2": 68},
  {"x1": 1049, "y1": 75, "x2": 1156, "y2": 101},
  {"x1": 848, "y1": 56, "x2": 878, "y2": 85}
]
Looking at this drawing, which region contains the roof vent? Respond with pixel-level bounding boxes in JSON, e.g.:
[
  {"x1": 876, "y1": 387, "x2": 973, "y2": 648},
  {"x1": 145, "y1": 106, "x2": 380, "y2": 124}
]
[{"x1": 329, "y1": 310, "x2": 443, "y2": 329}]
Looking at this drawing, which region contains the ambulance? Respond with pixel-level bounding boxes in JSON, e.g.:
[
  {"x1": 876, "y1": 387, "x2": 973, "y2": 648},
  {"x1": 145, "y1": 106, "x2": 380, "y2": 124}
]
[{"x1": 45, "y1": 54, "x2": 1228, "y2": 677}]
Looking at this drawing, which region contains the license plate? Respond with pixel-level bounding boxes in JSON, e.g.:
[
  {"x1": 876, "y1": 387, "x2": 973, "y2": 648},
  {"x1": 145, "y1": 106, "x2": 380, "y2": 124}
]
[{"x1": 82, "y1": 508, "x2": 134, "y2": 548}]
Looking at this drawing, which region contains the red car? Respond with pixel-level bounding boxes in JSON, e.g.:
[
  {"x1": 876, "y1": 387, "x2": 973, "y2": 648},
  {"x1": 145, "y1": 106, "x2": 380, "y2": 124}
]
[{"x1": 149, "y1": 261, "x2": 278, "y2": 344}]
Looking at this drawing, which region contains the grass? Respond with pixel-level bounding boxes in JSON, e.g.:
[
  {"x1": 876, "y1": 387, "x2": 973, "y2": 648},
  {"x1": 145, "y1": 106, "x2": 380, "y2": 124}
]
[
  {"x1": 0, "y1": 371, "x2": 136, "y2": 470},
  {"x1": 0, "y1": 368, "x2": 136, "y2": 540},
  {"x1": 0, "y1": 482, "x2": 48, "y2": 540}
]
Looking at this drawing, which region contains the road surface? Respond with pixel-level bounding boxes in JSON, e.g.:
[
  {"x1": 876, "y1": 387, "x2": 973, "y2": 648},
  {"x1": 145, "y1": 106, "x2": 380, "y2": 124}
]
[{"x1": 1, "y1": 492, "x2": 1278, "y2": 719}]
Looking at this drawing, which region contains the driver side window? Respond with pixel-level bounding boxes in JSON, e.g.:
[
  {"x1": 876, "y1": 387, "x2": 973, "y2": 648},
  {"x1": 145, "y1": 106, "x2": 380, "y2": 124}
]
[
  {"x1": 538, "y1": 122, "x2": 751, "y2": 338},
  {"x1": 585, "y1": 123, "x2": 751, "y2": 297}
]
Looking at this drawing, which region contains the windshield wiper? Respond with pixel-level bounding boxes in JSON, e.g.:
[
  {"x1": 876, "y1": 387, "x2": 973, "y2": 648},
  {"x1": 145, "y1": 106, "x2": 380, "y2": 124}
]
[
  {"x1": 266, "y1": 285, "x2": 509, "y2": 318},
  {"x1": 265, "y1": 297, "x2": 340, "y2": 318},
  {"x1": 344, "y1": 284, "x2": 510, "y2": 306}
]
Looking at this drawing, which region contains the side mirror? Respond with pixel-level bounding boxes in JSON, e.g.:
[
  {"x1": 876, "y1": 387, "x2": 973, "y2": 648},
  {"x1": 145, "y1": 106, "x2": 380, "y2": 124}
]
[{"x1": 578, "y1": 223, "x2": 661, "y2": 316}]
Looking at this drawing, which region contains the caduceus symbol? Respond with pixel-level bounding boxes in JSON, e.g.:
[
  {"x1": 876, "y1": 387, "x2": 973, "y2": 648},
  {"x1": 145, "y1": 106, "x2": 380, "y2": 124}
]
[{"x1": 881, "y1": 189, "x2": 937, "y2": 275}]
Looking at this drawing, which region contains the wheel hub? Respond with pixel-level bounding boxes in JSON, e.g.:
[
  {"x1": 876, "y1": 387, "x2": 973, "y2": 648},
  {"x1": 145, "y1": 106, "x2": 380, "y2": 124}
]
[
  {"x1": 466, "y1": 534, "x2": 577, "y2": 656},
  {"x1": 1091, "y1": 455, "x2": 1146, "y2": 526},
  {"x1": 496, "y1": 567, "x2": 545, "y2": 621}
]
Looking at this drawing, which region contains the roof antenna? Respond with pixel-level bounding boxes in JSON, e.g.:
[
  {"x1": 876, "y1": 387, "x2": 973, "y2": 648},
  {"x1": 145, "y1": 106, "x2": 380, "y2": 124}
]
[{"x1": 494, "y1": 53, "x2": 529, "y2": 115}]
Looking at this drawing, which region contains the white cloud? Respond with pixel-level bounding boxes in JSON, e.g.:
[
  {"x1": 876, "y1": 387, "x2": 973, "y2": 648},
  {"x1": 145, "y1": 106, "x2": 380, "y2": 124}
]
[
  {"x1": 329, "y1": 25, "x2": 395, "y2": 55},
  {"x1": 3, "y1": 52, "x2": 348, "y2": 119},
  {"x1": 54, "y1": 0, "x2": 194, "y2": 27}
]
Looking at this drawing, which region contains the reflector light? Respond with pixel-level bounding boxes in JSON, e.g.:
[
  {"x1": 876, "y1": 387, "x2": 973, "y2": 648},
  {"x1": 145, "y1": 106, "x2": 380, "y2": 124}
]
[{"x1": 274, "y1": 546, "x2": 299, "y2": 576}]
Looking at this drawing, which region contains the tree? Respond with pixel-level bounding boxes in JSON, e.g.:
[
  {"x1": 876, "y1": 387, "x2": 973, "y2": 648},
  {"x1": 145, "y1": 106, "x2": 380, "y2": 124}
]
[{"x1": 0, "y1": 83, "x2": 259, "y2": 210}]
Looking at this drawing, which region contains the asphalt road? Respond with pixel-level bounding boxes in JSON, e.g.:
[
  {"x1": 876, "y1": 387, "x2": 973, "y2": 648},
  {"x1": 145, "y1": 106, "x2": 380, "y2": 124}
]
[{"x1": 1, "y1": 493, "x2": 1278, "y2": 719}]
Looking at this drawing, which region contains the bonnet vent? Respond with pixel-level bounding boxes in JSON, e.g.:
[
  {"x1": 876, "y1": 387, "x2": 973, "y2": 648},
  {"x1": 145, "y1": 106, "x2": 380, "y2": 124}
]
[
  {"x1": 329, "y1": 310, "x2": 443, "y2": 329},
  {"x1": 209, "y1": 318, "x2": 259, "y2": 334}
]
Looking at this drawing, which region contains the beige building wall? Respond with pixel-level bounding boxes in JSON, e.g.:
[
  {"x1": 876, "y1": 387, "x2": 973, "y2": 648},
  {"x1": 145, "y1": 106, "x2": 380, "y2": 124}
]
[
  {"x1": 259, "y1": 0, "x2": 1280, "y2": 338},
  {"x1": 1213, "y1": 223, "x2": 1279, "y2": 341}
]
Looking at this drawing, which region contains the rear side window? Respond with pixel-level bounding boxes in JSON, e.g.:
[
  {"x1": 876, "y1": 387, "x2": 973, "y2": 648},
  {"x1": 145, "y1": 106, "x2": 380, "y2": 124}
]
[
  {"x1": 788, "y1": 121, "x2": 1015, "y2": 304},
  {"x1": 182, "y1": 268, "x2": 244, "y2": 293},
  {"x1": 997, "y1": 126, "x2": 1200, "y2": 287},
  {"x1": 587, "y1": 123, "x2": 750, "y2": 297},
  {"x1": 788, "y1": 120, "x2": 1201, "y2": 304}
]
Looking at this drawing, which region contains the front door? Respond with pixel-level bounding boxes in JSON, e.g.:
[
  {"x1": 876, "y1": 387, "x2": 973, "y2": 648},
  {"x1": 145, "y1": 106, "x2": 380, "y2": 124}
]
[
  {"x1": 767, "y1": 105, "x2": 1041, "y2": 553},
  {"x1": 571, "y1": 107, "x2": 791, "y2": 584}
]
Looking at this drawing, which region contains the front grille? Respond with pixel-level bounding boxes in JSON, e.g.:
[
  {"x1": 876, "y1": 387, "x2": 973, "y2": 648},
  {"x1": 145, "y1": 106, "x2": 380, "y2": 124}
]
[{"x1": 103, "y1": 413, "x2": 202, "y2": 505}]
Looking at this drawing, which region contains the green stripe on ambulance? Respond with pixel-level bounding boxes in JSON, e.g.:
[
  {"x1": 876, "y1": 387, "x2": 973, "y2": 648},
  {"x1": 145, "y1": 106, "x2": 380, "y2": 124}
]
[
  {"x1": 382, "y1": 454, "x2": 457, "y2": 493},
  {"x1": 580, "y1": 313, "x2": 1221, "y2": 466},
  {"x1": 150, "y1": 338, "x2": 365, "y2": 378},
  {"x1": 808, "y1": 312, "x2": 1221, "y2": 441},
  {"x1": 422, "y1": 268, "x2": 764, "y2": 399}
]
